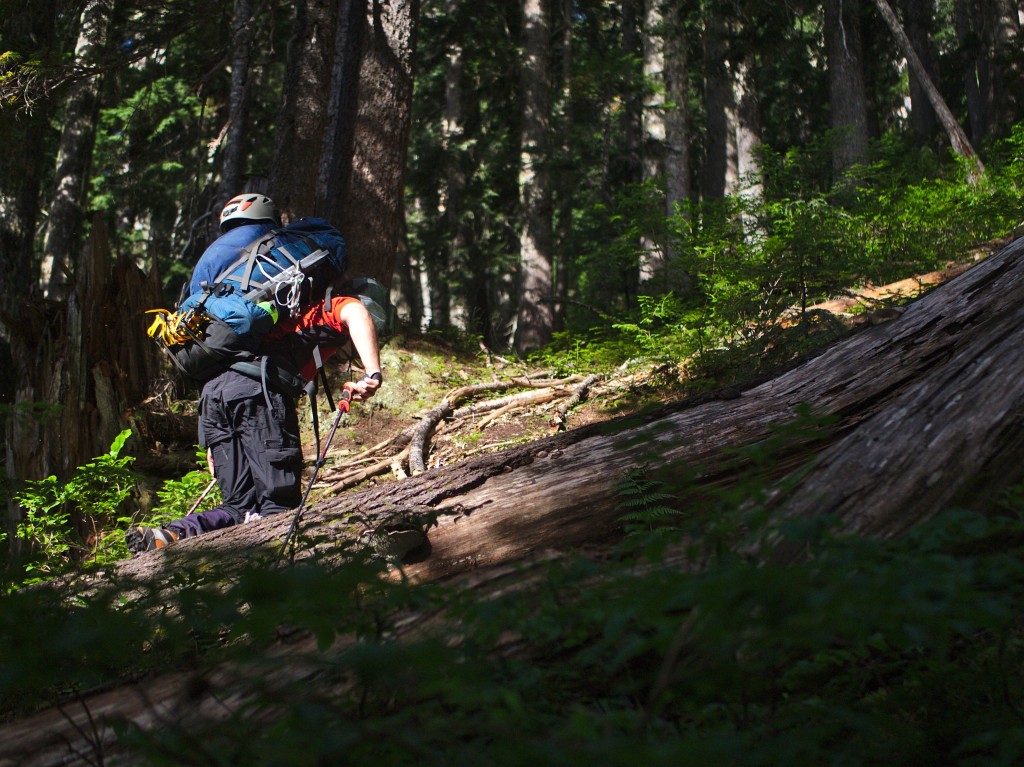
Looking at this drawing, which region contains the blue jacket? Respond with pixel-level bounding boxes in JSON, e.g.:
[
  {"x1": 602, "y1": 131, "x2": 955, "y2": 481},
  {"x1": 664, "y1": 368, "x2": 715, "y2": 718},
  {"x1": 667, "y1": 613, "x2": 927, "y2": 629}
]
[{"x1": 189, "y1": 223, "x2": 276, "y2": 296}]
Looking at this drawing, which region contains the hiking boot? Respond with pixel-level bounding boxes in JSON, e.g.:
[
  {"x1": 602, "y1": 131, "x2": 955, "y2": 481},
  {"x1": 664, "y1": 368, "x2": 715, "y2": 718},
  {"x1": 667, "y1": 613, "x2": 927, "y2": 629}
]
[{"x1": 125, "y1": 526, "x2": 178, "y2": 555}]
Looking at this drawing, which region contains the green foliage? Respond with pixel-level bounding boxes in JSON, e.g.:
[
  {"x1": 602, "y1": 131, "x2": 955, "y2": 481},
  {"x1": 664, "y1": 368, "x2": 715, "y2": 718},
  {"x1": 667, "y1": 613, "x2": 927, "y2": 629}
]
[
  {"x1": 5, "y1": 478, "x2": 1024, "y2": 764},
  {"x1": 146, "y1": 447, "x2": 220, "y2": 526},
  {"x1": 562, "y1": 129, "x2": 1024, "y2": 379},
  {"x1": 1, "y1": 412, "x2": 1022, "y2": 764},
  {"x1": 11, "y1": 430, "x2": 136, "y2": 583},
  {"x1": 612, "y1": 293, "x2": 697, "y2": 364},
  {"x1": 614, "y1": 466, "x2": 688, "y2": 532},
  {"x1": 529, "y1": 326, "x2": 635, "y2": 377}
]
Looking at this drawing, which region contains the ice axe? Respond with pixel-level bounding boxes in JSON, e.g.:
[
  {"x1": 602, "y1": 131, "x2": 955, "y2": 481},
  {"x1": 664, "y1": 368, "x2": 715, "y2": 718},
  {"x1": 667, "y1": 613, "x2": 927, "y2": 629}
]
[{"x1": 277, "y1": 382, "x2": 355, "y2": 564}]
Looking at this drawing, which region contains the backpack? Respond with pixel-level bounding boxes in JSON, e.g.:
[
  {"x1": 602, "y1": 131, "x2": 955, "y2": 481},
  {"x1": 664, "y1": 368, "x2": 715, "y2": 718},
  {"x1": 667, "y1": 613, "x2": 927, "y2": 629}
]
[
  {"x1": 328, "y1": 276, "x2": 396, "y2": 344},
  {"x1": 147, "y1": 218, "x2": 347, "y2": 384}
]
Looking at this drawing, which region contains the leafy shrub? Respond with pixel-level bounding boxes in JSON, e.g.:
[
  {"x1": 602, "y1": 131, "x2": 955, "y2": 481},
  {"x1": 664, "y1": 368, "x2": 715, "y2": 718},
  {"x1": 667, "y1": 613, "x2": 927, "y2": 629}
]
[
  {"x1": 573, "y1": 130, "x2": 1024, "y2": 380},
  {"x1": 146, "y1": 447, "x2": 220, "y2": 526},
  {"x1": 11, "y1": 430, "x2": 135, "y2": 584}
]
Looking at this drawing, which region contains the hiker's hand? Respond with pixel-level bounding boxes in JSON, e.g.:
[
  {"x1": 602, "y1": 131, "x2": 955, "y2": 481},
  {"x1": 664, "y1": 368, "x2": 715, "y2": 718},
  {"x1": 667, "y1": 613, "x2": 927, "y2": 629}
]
[
  {"x1": 206, "y1": 448, "x2": 215, "y2": 477},
  {"x1": 349, "y1": 372, "x2": 382, "y2": 402}
]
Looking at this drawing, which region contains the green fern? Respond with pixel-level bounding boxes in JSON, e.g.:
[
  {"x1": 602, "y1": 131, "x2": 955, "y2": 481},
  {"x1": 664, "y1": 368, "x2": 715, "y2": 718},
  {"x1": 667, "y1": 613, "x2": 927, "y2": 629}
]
[{"x1": 616, "y1": 469, "x2": 684, "y2": 535}]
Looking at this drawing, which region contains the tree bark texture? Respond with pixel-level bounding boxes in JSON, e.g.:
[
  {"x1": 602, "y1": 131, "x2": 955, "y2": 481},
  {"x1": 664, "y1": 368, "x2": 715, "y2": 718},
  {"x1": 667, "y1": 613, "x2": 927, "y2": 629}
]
[
  {"x1": 329, "y1": 0, "x2": 419, "y2": 289},
  {"x1": 39, "y1": 0, "x2": 113, "y2": 298},
  {"x1": 825, "y1": 0, "x2": 870, "y2": 181},
  {"x1": 551, "y1": 0, "x2": 574, "y2": 334},
  {"x1": 316, "y1": 0, "x2": 365, "y2": 219},
  {"x1": 954, "y1": 0, "x2": 987, "y2": 145},
  {"x1": 701, "y1": 7, "x2": 735, "y2": 200},
  {"x1": 270, "y1": 0, "x2": 337, "y2": 218},
  {"x1": 988, "y1": 0, "x2": 1022, "y2": 134},
  {"x1": 6, "y1": 219, "x2": 162, "y2": 560},
  {"x1": 214, "y1": 0, "x2": 256, "y2": 211},
  {"x1": 663, "y1": 0, "x2": 690, "y2": 218},
  {"x1": 639, "y1": 0, "x2": 666, "y2": 284},
  {"x1": 732, "y1": 55, "x2": 760, "y2": 206},
  {"x1": 514, "y1": 0, "x2": 554, "y2": 353}
]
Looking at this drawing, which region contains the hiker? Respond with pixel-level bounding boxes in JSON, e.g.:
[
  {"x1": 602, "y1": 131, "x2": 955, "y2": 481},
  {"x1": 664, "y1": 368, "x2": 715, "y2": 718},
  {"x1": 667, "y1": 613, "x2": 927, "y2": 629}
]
[{"x1": 127, "y1": 194, "x2": 382, "y2": 554}]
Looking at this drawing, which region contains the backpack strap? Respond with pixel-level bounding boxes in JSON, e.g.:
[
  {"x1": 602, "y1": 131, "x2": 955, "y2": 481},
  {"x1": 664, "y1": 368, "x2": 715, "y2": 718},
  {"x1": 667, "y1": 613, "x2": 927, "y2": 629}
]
[
  {"x1": 228, "y1": 358, "x2": 307, "y2": 398},
  {"x1": 229, "y1": 356, "x2": 326, "y2": 456}
]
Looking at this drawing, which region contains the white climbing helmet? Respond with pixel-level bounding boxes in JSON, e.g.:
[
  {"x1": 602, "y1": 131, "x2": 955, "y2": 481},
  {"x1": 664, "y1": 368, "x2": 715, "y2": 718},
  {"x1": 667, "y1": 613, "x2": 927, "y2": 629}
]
[{"x1": 219, "y1": 194, "x2": 280, "y2": 231}]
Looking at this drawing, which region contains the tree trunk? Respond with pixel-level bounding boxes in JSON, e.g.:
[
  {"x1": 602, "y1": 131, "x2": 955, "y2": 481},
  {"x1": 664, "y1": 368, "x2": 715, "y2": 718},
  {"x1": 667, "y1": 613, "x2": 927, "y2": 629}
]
[
  {"x1": 872, "y1": 0, "x2": 986, "y2": 182},
  {"x1": 902, "y1": 0, "x2": 938, "y2": 140},
  {"x1": 551, "y1": 0, "x2": 574, "y2": 334},
  {"x1": 0, "y1": 0, "x2": 55, "y2": 312},
  {"x1": 732, "y1": 53, "x2": 760, "y2": 234},
  {"x1": 954, "y1": 0, "x2": 987, "y2": 145},
  {"x1": 701, "y1": 7, "x2": 735, "y2": 201},
  {"x1": 825, "y1": 0, "x2": 870, "y2": 184},
  {"x1": 270, "y1": 0, "x2": 337, "y2": 219},
  {"x1": 617, "y1": 0, "x2": 642, "y2": 190},
  {"x1": 329, "y1": 0, "x2": 419, "y2": 288},
  {"x1": 616, "y1": 0, "x2": 643, "y2": 309},
  {"x1": 663, "y1": 0, "x2": 689, "y2": 218},
  {"x1": 639, "y1": 0, "x2": 666, "y2": 285},
  {"x1": 39, "y1": 0, "x2": 113, "y2": 298},
  {"x1": 987, "y1": 0, "x2": 1021, "y2": 135},
  {"x1": 391, "y1": 212, "x2": 423, "y2": 329},
  {"x1": 214, "y1": 0, "x2": 256, "y2": 211},
  {"x1": 6, "y1": 219, "x2": 162, "y2": 567},
  {"x1": 442, "y1": 0, "x2": 479, "y2": 336},
  {"x1": 514, "y1": 0, "x2": 554, "y2": 353},
  {"x1": 315, "y1": 0, "x2": 365, "y2": 219},
  {"x1": 272, "y1": 0, "x2": 416, "y2": 289}
]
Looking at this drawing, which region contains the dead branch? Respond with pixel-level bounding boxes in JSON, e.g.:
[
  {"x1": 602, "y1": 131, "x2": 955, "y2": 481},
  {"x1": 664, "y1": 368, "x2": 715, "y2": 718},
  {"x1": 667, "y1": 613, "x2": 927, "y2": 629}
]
[
  {"x1": 327, "y1": 445, "x2": 412, "y2": 492},
  {"x1": 408, "y1": 402, "x2": 454, "y2": 475},
  {"x1": 553, "y1": 374, "x2": 600, "y2": 430},
  {"x1": 451, "y1": 387, "x2": 568, "y2": 420}
]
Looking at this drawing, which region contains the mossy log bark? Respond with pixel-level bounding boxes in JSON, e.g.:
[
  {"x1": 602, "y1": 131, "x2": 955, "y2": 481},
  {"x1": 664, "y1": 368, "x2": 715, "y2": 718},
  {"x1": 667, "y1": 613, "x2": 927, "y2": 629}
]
[{"x1": 3, "y1": 237, "x2": 1024, "y2": 766}]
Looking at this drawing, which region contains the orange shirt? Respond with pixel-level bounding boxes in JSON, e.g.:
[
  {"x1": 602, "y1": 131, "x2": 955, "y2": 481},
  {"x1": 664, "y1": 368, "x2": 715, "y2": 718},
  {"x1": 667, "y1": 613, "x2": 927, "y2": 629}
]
[{"x1": 261, "y1": 296, "x2": 361, "y2": 381}]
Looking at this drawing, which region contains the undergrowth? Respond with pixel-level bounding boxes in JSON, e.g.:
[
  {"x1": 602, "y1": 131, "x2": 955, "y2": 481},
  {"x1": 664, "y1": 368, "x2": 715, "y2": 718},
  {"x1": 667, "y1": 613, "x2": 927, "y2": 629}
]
[
  {"x1": 2, "y1": 420, "x2": 1022, "y2": 765},
  {"x1": 3, "y1": 513, "x2": 1022, "y2": 765},
  {"x1": 540, "y1": 128, "x2": 1024, "y2": 379}
]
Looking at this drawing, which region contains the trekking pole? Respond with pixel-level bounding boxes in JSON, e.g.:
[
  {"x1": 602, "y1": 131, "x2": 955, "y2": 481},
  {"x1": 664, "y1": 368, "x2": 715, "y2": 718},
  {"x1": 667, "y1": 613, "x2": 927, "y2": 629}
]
[
  {"x1": 277, "y1": 383, "x2": 355, "y2": 565},
  {"x1": 187, "y1": 478, "x2": 218, "y2": 515}
]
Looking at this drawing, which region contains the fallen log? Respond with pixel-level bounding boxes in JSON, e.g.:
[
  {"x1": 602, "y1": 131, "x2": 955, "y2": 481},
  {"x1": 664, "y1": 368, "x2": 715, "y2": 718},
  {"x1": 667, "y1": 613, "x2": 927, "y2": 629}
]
[{"x1": 316, "y1": 233, "x2": 1024, "y2": 581}]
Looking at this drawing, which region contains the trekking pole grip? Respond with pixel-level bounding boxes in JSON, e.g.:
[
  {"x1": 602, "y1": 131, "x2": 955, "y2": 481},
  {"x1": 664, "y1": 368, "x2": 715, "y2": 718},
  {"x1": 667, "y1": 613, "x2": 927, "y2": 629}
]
[{"x1": 338, "y1": 382, "x2": 355, "y2": 413}]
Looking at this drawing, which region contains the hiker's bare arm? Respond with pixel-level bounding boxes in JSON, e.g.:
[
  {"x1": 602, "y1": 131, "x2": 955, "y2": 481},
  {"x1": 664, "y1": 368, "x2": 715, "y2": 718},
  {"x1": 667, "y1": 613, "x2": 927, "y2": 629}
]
[{"x1": 338, "y1": 300, "x2": 382, "y2": 401}]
